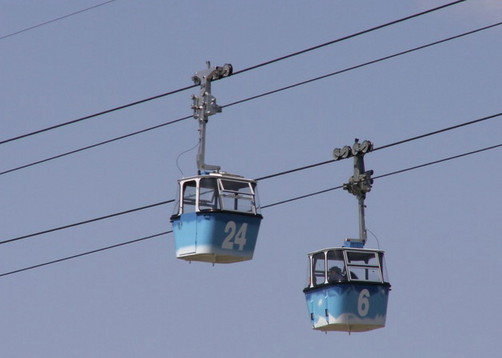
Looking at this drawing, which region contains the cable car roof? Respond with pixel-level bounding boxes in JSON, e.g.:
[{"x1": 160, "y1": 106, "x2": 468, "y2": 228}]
[
  {"x1": 178, "y1": 171, "x2": 257, "y2": 184},
  {"x1": 307, "y1": 246, "x2": 386, "y2": 256}
]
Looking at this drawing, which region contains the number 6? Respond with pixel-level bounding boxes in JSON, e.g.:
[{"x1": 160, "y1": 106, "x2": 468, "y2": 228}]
[{"x1": 358, "y1": 289, "x2": 370, "y2": 317}]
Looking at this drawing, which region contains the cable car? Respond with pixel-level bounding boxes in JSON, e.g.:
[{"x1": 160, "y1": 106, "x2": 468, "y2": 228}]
[
  {"x1": 170, "y1": 63, "x2": 263, "y2": 263},
  {"x1": 303, "y1": 139, "x2": 390, "y2": 332},
  {"x1": 304, "y1": 243, "x2": 390, "y2": 332},
  {"x1": 171, "y1": 172, "x2": 262, "y2": 263}
]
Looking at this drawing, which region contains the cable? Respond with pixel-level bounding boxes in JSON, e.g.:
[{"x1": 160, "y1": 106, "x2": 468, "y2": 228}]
[
  {"x1": 367, "y1": 229, "x2": 381, "y2": 250},
  {"x1": 0, "y1": 92, "x2": 195, "y2": 147},
  {"x1": 0, "y1": 0, "x2": 117, "y2": 41},
  {"x1": 232, "y1": 0, "x2": 467, "y2": 76},
  {"x1": 2, "y1": 141, "x2": 500, "y2": 278},
  {"x1": 176, "y1": 140, "x2": 200, "y2": 176},
  {"x1": 0, "y1": 111, "x2": 499, "y2": 246},
  {"x1": 256, "y1": 160, "x2": 336, "y2": 181},
  {"x1": 0, "y1": 115, "x2": 192, "y2": 176},
  {"x1": 255, "y1": 112, "x2": 501, "y2": 181},
  {"x1": 0, "y1": 199, "x2": 174, "y2": 246},
  {"x1": 373, "y1": 112, "x2": 502, "y2": 152},
  {"x1": 262, "y1": 143, "x2": 502, "y2": 209},
  {"x1": 0, "y1": 231, "x2": 171, "y2": 278},
  {"x1": 0, "y1": 0, "x2": 467, "y2": 146},
  {"x1": 223, "y1": 22, "x2": 502, "y2": 109},
  {"x1": 372, "y1": 144, "x2": 502, "y2": 180},
  {"x1": 3, "y1": 23, "x2": 499, "y2": 178},
  {"x1": 262, "y1": 185, "x2": 345, "y2": 209}
]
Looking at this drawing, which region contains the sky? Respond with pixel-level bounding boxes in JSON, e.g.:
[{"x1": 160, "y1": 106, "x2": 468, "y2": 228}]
[{"x1": 0, "y1": 0, "x2": 501, "y2": 357}]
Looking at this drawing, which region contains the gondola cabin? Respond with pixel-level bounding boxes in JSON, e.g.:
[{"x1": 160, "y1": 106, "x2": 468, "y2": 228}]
[
  {"x1": 304, "y1": 245, "x2": 390, "y2": 332},
  {"x1": 170, "y1": 172, "x2": 263, "y2": 264}
]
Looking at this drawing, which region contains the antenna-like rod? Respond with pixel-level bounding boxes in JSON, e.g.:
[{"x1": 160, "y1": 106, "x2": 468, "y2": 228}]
[
  {"x1": 333, "y1": 139, "x2": 374, "y2": 247},
  {"x1": 191, "y1": 62, "x2": 233, "y2": 173}
]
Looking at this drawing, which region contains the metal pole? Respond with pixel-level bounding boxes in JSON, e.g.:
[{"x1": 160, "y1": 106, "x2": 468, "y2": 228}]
[
  {"x1": 352, "y1": 150, "x2": 368, "y2": 244},
  {"x1": 191, "y1": 62, "x2": 233, "y2": 173},
  {"x1": 358, "y1": 196, "x2": 367, "y2": 244},
  {"x1": 333, "y1": 139, "x2": 374, "y2": 247}
]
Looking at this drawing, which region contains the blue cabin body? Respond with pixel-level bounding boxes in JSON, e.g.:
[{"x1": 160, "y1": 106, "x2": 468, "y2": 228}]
[
  {"x1": 170, "y1": 172, "x2": 262, "y2": 264},
  {"x1": 304, "y1": 247, "x2": 390, "y2": 332}
]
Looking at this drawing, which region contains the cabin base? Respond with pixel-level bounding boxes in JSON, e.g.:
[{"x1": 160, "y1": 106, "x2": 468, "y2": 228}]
[
  {"x1": 177, "y1": 252, "x2": 252, "y2": 264},
  {"x1": 311, "y1": 313, "x2": 386, "y2": 333}
]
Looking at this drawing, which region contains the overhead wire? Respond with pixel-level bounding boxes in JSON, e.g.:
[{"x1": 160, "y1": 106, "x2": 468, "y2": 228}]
[
  {"x1": 223, "y1": 22, "x2": 502, "y2": 109},
  {"x1": 2, "y1": 22, "x2": 500, "y2": 177},
  {"x1": 0, "y1": 115, "x2": 192, "y2": 176},
  {"x1": 0, "y1": 0, "x2": 117, "y2": 41},
  {"x1": 256, "y1": 112, "x2": 501, "y2": 181},
  {"x1": 0, "y1": 231, "x2": 171, "y2": 278},
  {"x1": 372, "y1": 144, "x2": 502, "y2": 180},
  {"x1": 373, "y1": 112, "x2": 502, "y2": 152},
  {"x1": 0, "y1": 94, "x2": 194, "y2": 147},
  {"x1": 0, "y1": 0, "x2": 467, "y2": 146},
  {"x1": 0, "y1": 199, "x2": 174, "y2": 246},
  {"x1": 1, "y1": 141, "x2": 500, "y2": 278},
  {"x1": 232, "y1": 0, "x2": 467, "y2": 76},
  {"x1": 262, "y1": 143, "x2": 502, "y2": 209},
  {"x1": 0, "y1": 111, "x2": 499, "y2": 247}
]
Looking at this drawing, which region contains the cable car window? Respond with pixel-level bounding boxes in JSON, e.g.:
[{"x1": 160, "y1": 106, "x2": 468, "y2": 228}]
[
  {"x1": 219, "y1": 180, "x2": 254, "y2": 195},
  {"x1": 327, "y1": 250, "x2": 346, "y2": 283},
  {"x1": 218, "y1": 179, "x2": 256, "y2": 213},
  {"x1": 345, "y1": 251, "x2": 382, "y2": 283},
  {"x1": 348, "y1": 266, "x2": 381, "y2": 282},
  {"x1": 199, "y1": 178, "x2": 220, "y2": 211},
  {"x1": 182, "y1": 181, "x2": 197, "y2": 213},
  {"x1": 312, "y1": 252, "x2": 326, "y2": 286},
  {"x1": 346, "y1": 251, "x2": 378, "y2": 266}
]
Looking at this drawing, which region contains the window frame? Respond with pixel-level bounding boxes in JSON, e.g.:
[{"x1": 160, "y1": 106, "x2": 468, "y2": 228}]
[
  {"x1": 343, "y1": 250, "x2": 384, "y2": 283},
  {"x1": 306, "y1": 248, "x2": 388, "y2": 289}
]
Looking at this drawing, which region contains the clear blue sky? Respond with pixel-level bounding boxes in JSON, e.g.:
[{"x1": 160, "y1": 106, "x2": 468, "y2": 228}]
[{"x1": 1, "y1": 1, "x2": 501, "y2": 357}]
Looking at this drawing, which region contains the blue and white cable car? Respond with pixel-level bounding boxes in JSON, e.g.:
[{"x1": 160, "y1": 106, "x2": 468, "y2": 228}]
[
  {"x1": 304, "y1": 244, "x2": 390, "y2": 332},
  {"x1": 171, "y1": 172, "x2": 262, "y2": 263},
  {"x1": 304, "y1": 140, "x2": 391, "y2": 332},
  {"x1": 170, "y1": 63, "x2": 263, "y2": 264}
]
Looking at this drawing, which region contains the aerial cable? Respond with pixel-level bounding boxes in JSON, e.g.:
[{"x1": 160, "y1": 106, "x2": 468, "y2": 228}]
[
  {"x1": 255, "y1": 159, "x2": 336, "y2": 181},
  {"x1": 0, "y1": 115, "x2": 192, "y2": 176},
  {"x1": 255, "y1": 112, "x2": 501, "y2": 181},
  {"x1": 0, "y1": 199, "x2": 174, "y2": 246},
  {"x1": 1, "y1": 141, "x2": 500, "y2": 278},
  {"x1": 0, "y1": 0, "x2": 117, "y2": 41},
  {"x1": 0, "y1": 92, "x2": 194, "y2": 147},
  {"x1": 223, "y1": 22, "x2": 502, "y2": 109},
  {"x1": 373, "y1": 112, "x2": 502, "y2": 152},
  {"x1": 262, "y1": 143, "x2": 502, "y2": 209},
  {"x1": 0, "y1": 231, "x2": 170, "y2": 278},
  {"x1": 3, "y1": 23, "x2": 499, "y2": 178},
  {"x1": 262, "y1": 185, "x2": 345, "y2": 209},
  {"x1": 0, "y1": 0, "x2": 466, "y2": 147},
  {"x1": 0, "y1": 112, "x2": 499, "y2": 246},
  {"x1": 233, "y1": 0, "x2": 466, "y2": 76},
  {"x1": 373, "y1": 144, "x2": 502, "y2": 180}
]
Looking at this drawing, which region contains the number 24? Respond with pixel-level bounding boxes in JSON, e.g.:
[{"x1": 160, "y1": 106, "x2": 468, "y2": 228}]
[{"x1": 222, "y1": 221, "x2": 248, "y2": 251}]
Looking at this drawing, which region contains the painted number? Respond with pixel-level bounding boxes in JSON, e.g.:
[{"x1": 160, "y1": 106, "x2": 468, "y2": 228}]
[
  {"x1": 357, "y1": 289, "x2": 370, "y2": 317},
  {"x1": 222, "y1": 221, "x2": 248, "y2": 251}
]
